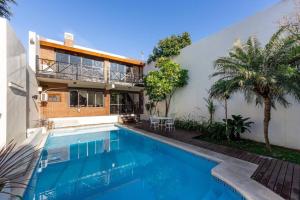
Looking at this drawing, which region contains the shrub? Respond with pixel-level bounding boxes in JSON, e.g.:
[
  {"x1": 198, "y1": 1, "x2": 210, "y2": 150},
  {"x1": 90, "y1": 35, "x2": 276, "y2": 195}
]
[
  {"x1": 207, "y1": 122, "x2": 227, "y2": 141},
  {"x1": 225, "y1": 115, "x2": 254, "y2": 140}
]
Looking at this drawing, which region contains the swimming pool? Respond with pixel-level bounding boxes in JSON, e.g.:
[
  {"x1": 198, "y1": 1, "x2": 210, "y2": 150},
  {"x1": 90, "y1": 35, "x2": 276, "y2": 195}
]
[{"x1": 23, "y1": 125, "x2": 243, "y2": 200}]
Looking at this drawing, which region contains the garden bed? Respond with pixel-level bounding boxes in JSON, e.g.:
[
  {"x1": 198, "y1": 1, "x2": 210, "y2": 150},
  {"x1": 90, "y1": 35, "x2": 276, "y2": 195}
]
[{"x1": 195, "y1": 134, "x2": 300, "y2": 165}]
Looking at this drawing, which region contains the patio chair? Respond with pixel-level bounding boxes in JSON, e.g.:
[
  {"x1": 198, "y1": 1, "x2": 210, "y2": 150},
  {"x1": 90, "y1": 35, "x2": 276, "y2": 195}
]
[
  {"x1": 165, "y1": 118, "x2": 175, "y2": 132},
  {"x1": 150, "y1": 116, "x2": 159, "y2": 130}
]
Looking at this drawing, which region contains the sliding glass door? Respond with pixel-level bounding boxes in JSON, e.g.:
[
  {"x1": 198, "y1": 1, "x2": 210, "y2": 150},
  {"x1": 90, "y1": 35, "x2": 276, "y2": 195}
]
[{"x1": 110, "y1": 92, "x2": 140, "y2": 114}]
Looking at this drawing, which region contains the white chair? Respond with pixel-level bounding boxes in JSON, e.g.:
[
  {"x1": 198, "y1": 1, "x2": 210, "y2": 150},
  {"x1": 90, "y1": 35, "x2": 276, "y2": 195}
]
[
  {"x1": 150, "y1": 116, "x2": 159, "y2": 130},
  {"x1": 165, "y1": 118, "x2": 175, "y2": 132}
]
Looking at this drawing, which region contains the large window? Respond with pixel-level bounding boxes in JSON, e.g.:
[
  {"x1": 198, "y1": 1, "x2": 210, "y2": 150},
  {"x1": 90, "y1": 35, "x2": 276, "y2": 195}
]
[
  {"x1": 55, "y1": 51, "x2": 104, "y2": 81},
  {"x1": 110, "y1": 62, "x2": 142, "y2": 83},
  {"x1": 70, "y1": 89, "x2": 104, "y2": 107},
  {"x1": 110, "y1": 92, "x2": 140, "y2": 114},
  {"x1": 56, "y1": 52, "x2": 69, "y2": 63},
  {"x1": 110, "y1": 62, "x2": 132, "y2": 82}
]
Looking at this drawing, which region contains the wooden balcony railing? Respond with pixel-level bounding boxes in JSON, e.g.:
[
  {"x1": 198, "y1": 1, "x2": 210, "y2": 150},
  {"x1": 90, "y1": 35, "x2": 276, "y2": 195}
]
[
  {"x1": 36, "y1": 58, "x2": 144, "y2": 85},
  {"x1": 110, "y1": 70, "x2": 143, "y2": 84},
  {"x1": 36, "y1": 58, "x2": 105, "y2": 83}
]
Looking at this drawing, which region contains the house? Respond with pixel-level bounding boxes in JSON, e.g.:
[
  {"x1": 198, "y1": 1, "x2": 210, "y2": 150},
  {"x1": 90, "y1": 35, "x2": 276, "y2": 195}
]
[{"x1": 28, "y1": 32, "x2": 145, "y2": 124}]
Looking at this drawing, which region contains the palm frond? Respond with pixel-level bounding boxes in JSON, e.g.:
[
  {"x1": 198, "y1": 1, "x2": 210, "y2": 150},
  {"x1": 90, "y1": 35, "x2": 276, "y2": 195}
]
[{"x1": 0, "y1": 140, "x2": 39, "y2": 198}]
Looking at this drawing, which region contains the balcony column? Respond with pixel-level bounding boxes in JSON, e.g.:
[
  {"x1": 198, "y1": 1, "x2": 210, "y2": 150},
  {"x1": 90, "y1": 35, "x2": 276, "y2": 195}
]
[{"x1": 104, "y1": 60, "x2": 110, "y2": 83}]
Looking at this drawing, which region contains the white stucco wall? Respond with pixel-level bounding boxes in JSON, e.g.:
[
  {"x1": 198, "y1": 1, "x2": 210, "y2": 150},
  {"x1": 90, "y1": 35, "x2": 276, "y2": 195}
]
[
  {"x1": 27, "y1": 31, "x2": 40, "y2": 128},
  {"x1": 0, "y1": 18, "x2": 27, "y2": 146},
  {"x1": 145, "y1": 0, "x2": 300, "y2": 149}
]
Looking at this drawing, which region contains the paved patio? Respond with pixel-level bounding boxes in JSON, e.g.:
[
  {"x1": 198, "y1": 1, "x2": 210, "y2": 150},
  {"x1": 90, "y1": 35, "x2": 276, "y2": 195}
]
[{"x1": 127, "y1": 121, "x2": 300, "y2": 200}]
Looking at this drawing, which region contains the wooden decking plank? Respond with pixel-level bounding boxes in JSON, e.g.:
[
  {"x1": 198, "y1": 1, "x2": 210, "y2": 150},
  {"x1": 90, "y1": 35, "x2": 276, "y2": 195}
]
[
  {"x1": 260, "y1": 159, "x2": 278, "y2": 185},
  {"x1": 274, "y1": 161, "x2": 289, "y2": 195},
  {"x1": 281, "y1": 163, "x2": 294, "y2": 199},
  {"x1": 241, "y1": 153, "x2": 252, "y2": 162},
  {"x1": 237, "y1": 151, "x2": 246, "y2": 159},
  {"x1": 267, "y1": 160, "x2": 284, "y2": 190},
  {"x1": 290, "y1": 165, "x2": 300, "y2": 200},
  {"x1": 254, "y1": 159, "x2": 273, "y2": 181},
  {"x1": 247, "y1": 154, "x2": 258, "y2": 163},
  {"x1": 249, "y1": 155, "x2": 259, "y2": 163},
  {"x1": 253, "y1": 156, "x2": 263, "y2": 165},
  {"x1": 251, "y1": 158, "x2": 267, "y2": 178}
]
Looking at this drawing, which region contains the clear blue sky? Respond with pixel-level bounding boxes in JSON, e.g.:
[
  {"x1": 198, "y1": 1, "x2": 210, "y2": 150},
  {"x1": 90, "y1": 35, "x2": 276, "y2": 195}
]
[{"x1": 10, "y1": 0, "x2": 279, "y2": 60}]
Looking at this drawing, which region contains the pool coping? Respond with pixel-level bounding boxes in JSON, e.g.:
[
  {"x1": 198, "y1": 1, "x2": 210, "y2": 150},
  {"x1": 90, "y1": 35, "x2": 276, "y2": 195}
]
[
  {"x1": 119, "y1": 124, "x2": 284, "y2": 200},
  {"x1": 14, "y1": 124, "x2": 284, "y2": 200}
]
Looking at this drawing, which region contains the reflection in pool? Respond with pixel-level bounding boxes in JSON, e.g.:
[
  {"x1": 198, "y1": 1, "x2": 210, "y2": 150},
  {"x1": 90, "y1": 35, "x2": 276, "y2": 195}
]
[{"x1": 24, "y1": 126, "x2": 243, "y2": 200}]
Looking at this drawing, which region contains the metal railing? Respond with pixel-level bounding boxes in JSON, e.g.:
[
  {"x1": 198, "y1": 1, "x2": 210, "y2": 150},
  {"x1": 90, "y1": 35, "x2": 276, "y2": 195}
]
[
  {"x1": 37, "y1": 58, "x2": 144, "y2": 85},
  {"x1": 110, "y1": 104, "x2": 140, "y2": 115},
  {"x1": 36, "y1": 58, "x2": 105, "y2": 83},
  {"x1": 110, "y1": 70, "x2": 143, "y2": 84}
]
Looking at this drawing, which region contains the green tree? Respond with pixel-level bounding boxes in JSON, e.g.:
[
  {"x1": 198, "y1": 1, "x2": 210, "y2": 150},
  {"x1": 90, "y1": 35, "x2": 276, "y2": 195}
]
[
  {"x1": 204, "y1": 98, "x2": 216, "y2": 124},
  {"x1": 144, "y1": 58, "x2": 189, "y2": 116},
  {"x1": 209, "y1": 80, "x2": 235, "y2": 122},
  {"x1": 147, "y1": 32, "x2": 191, "y2": 64},
  {"x1": 0, "y1": 0, "x2": 16, "y2": 20},
  {"x1": 209, "y1": 79, "x2": 239, "y2": 139},
  {"x1": 212, "y1": 27, "x2": 300, "y2": 151}
]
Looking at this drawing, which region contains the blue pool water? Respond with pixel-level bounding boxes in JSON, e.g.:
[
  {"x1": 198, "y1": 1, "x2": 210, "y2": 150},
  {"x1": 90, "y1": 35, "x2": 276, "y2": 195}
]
[{"x1": 24, "y1": 126, "x2": 243, "y2": 200}]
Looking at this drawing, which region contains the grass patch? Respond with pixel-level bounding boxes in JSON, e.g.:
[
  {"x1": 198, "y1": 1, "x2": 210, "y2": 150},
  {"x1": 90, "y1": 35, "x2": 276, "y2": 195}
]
[{"x1": 195, "y1": 134, "x2": 300, "y2": 165}]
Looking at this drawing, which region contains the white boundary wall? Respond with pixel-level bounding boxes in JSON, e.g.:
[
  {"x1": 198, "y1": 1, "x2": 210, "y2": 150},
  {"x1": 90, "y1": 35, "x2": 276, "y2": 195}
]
[
  {"x1": 0, "y1": 18, "x2": 27, "y2": 147},
  {"x1": 145, "y1": 0, "x2": 300, "y2": 149}
]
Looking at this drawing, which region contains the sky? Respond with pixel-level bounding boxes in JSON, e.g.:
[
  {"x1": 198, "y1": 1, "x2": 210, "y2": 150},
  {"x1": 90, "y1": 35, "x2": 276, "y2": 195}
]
[{"x1": 10, "y1": 0, "x2": 280, "y2": 60}]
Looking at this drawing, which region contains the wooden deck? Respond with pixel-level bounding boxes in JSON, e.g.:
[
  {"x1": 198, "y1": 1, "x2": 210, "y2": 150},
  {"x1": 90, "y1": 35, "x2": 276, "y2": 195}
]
[{"x1": 127, "y1": 122, "x2": 300, "y2": 200}]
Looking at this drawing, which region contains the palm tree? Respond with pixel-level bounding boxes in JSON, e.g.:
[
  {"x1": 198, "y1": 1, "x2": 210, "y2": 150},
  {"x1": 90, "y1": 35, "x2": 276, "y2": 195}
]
[
  {"x1": 0, "y1": 0, "x2": 16, "y2": 20},
  {"x1": 204, "y1": 97, "x2": 216, "y2": 124},
  {"x1": 0, "y1": 140, "x2": 38, "y2": 198},
  {"x1": 212, "y1": 26, "x2": 300, "y2": 151},
  {"x1": 209, "y1": 79, "x2": 238, "y2": 140},
  {"x1": 209, "y1": 79, "x2": 237, "y2": 123}
]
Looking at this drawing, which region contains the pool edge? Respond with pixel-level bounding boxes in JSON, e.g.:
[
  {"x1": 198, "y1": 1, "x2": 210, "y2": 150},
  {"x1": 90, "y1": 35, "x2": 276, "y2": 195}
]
[
  {"x1": 16, "y1": 123, "x2": 284, "y2": 200},
  {"x1": 119, "y1": 124, "x2": 284, "y2": 200}
]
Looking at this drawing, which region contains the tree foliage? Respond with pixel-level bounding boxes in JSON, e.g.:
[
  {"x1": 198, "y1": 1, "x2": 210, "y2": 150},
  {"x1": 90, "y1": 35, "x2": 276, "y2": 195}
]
[
  {"x1": 0, "y1": 0, "x2": 16, "y2": 20},
  {"x1": 211, "y1": 26, "x2": 300, "y2": 151},
  {"x1": 144, "y1": 58, "x2": 189, "y2": 116},
  {"x1": 147, "y1": 32, "x2": 191, "y2": 64}
]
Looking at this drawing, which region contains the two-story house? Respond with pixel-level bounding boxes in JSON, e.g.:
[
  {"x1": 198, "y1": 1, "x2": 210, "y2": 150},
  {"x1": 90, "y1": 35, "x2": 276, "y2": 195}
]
[{"x1": 29, "y1": 32, "x2": 144, "y2": 121}]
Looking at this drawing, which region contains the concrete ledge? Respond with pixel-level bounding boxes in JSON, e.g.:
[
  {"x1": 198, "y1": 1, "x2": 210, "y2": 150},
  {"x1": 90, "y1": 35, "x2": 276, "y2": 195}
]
[
  {"x1": 120, "y1": 124, "x2": 284, "y2": 200},
  {"x1": 49, "y1": 115, "x2": 119, "y2": 128}
]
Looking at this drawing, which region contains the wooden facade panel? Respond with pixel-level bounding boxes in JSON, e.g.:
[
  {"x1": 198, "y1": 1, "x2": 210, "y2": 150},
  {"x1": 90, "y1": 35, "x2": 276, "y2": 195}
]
[
  {"x1": 40, "y1": 82, "x2": 110, "y2": 118},
  {"x1": 40, "y1": 46, "x2": 55, "y2": 60}
]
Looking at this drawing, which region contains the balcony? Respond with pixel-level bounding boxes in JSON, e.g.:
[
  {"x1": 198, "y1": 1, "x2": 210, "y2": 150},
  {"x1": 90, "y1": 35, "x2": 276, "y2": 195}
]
[
  {"x1": 109, "y1": 70, "x2": 143, "y2": 85},
  {"x1": 36, "y1": 58, "x2": 105, "y2": 83},
  {"x1": 36, "y1": 58, "x2": 144, "y2": 85}
]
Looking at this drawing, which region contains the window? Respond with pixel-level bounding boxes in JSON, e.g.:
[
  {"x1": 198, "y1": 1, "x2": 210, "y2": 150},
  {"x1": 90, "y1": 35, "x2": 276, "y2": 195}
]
[
  {"x1": 78, "y1": 90, "x2": 87, "y2": 107},
  {"x1": 56, "y1": 52, "x2": 69, "y2": 63},
  {"x1": 70, "y1": 55, "x2": 81, "y2": 65},
  {"x1": 95, "y1": 92, "x2": 104, "y2": 107},
  {"x1": 48, "y1": 94, "x2": 61, "y2": 102},
  {"x1": 94, "y1": 60, "x2": 103, "y2": 68},
  {"x1": 110, "y1": 92, "x2": 140, "y2": 114},
  {"x1": 70, "y1": 91, "x2": 78, "y2": 107},
  {"x1": 110, "y1": 62, "x2": 131, "y2": 81},
  {"x1": 82, "y1": 58, "x2": 93, "y2": 66},
  {"x1": 69, "y1": 89, "x2": 104, "y2": 107},
  {"x1": 87, "y1": 91, "x2": 95, "y2": 107}
]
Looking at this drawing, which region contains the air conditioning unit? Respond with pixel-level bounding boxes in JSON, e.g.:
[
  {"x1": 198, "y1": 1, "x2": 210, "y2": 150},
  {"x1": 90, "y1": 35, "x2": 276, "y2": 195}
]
[{"x1": 40, "y1": 92, "x2": 48, "y2": 102}]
